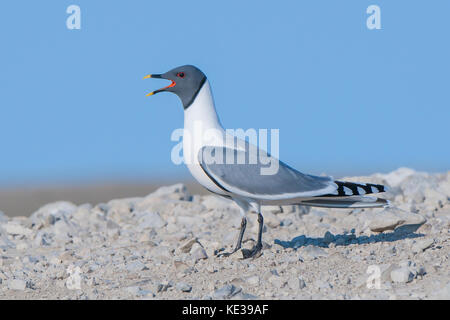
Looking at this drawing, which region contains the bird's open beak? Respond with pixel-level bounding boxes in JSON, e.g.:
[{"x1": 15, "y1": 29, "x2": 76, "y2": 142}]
[{"x1": 143, "y1": 74, "x2": 176, "y2": 97}]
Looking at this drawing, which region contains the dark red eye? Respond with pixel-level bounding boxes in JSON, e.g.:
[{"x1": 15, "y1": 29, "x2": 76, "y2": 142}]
[{"x1": 177, "y1": 72, "x2": 185, "y2": 78}]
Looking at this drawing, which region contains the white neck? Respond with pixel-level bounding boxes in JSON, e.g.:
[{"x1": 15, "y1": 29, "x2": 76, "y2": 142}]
[
  {"x1": 181, "y1": 79, "x2": 239, "y2": 195},
  {"x1": 183, "y1": 80, "x2": 223, "y2": 132},
  {"x1": 182, "y1": 80, "x2": 226, "y2": 166}
]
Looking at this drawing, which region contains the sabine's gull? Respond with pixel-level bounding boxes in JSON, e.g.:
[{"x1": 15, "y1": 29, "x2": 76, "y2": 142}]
[{"x1": 144, "y1": 65, "x2": 389, "y2": 258}]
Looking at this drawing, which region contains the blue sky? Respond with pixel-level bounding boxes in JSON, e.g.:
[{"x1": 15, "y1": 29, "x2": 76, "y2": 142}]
[{"x1": 0, "y1": 0, "x2": 449, "y2": 186}]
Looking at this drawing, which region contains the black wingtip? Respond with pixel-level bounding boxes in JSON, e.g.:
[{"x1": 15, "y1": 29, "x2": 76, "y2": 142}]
[{"x1": 320, "y1": 181, "x2": 388, "y2": 197}]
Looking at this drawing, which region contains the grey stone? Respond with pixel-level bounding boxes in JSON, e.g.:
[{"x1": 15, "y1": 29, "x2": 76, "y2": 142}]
[
  {"x1": 245, "y1": 275, "x2": 260, "y2": 286},
  {"x1": 34, "y1": 231, "x2": 53, "y2": 247},
  {"x1": 157, "y1": 281, "x2": 172, "y2": 292},
  {"x1": 411, "y1": 238, "x2": 434, "y2": 254},
  {"x1": 8, "y1": 279, "x2": 27, "y2": 291},
  {"x1": 369, "y1": 207, "x2": 426, "y2": 232},
  {"x1": 231, "y1": 292, "x2": 258, "y2": 300},
  {"x1": 288, "y1": 276, "x2": 306, "y2": 290},
  {"x1": 416, "y1": 266, "x2": 426, "y2": 277},
  {"x1": 263, "y1": 212, "x2": 281, "y2": 228},
  {"x1": 0, "y1": 233, "x2": 16, "y2": 250},
  {"x1": 30, "y1": 201, "x2": 78, "y2": 225},
  {"x1": 212, "y1": 284, "x2": 241, "y2": 299},
  {"x1": 126, "y1": 261, "x2": 148, "y2": 272},
  {"x1": 190, "y1": 243, "x2": 208, "y2": 262},
  {"x1": 268, "y1": 275, "x2": 286, "y2": 288},
  {"x1": 137, "y1": 211, "x2": 167, "y2": 229},
  {"x1": 261, "y1": 206, "x2": 282, "y2": 215},
  {"x1": 315, "y1": 279, "x2": 332, "y2": 290},
  {"x1": 150, "y1": 246, "x2": 173, "y2": 260},
  {"x1": 280, "y1": 219, "x2": 293, "y2": 227},
  {"x1": 300, "y1": 245, "x2": 328, "y2": 261},
  {"x1": 201, "y1": 195, "x2": 234, "y2": 211},
  {"x1": 125, "y1": 286, "x2": 154, "y2": 297},
  {"x1": 147, "y1": 183, "x2": 191, "y2": 201},
  {"x1": 3, "y1": 222, "x2": 33, "y2": 237},
  {"x1": 176, "y1": 282, "x2": 192, "y2": 292},
  {"x1": 106, "y1": 220, "x2": 120, "y2": 229},
  {"x1": 391, "y1": 267, "x2": 415, "y2": 283},
  {"x1": 178, "y1": 238, "x2": 198, "y2": 253},
  {"x1": 299, "y1": 277, "x2": 307, "y2": 289}
]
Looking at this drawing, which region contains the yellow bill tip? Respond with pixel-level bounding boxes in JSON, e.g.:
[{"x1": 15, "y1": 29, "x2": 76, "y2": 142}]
[
  {"x1": 143, "y1": 74, "x2": 152, "y2": 79},
  {"x1": 146, "y1": 92, "x2": 154, "y2": 97}
]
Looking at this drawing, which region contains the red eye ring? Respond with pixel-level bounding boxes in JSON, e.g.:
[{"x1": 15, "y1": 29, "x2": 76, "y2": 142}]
[{"x1": 177, "y1": 72, "x2": 185, "y2": 78}]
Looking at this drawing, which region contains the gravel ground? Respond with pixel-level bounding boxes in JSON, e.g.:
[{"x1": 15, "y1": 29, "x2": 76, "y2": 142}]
[{"x1": 0, "y1": 167, "x2": 448, "y2": 300}]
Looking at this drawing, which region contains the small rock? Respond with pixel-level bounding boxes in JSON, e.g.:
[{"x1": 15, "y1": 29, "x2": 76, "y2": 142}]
[
  {"x1": 213, "y1": 284, "x2": 241, "y2": 299},
  {"x1": 157, "y1": 281, "x2": 172, "y2": 292},
  {"x1": 263, "y1": 212, "x2": 281, "y2": 228},
  {"x1": 126, "y1": 286, "x2": 154, "y2": 297},
  {"x1": 416, "y1": 266, "x2": 426, "y2": 277},
  {"x1": 315, "y1": 279, "x2": 332, "y2": 290},
  {"x1": 106, "y1": 220, "x2": 120, "y2": 229},
  {"x1": 261, "y1": 206, "x2": 282, "y2": 215},
  {"x1": 230, "y1": 277, "x2": 245, "y2": 287},
  {"x1": 280, "y1": 219, "x2": 293, "y2": 227},
  {"x1": 147, "y1": 183, "x2": 191, "y2": 201},
  {"x1": 232, "y1": 292, "x2": 258, "y2": 300},
  {"x1": 66, "y1": 265, "x2": 83, "y2": 290},
  {"x1": 299, "y1": 277, "x2": 306, "y2": 289},
  {"x1": 34, "y1": 231, "x2": 52, "y2": 247},
  {"x1": 369, "y1": 207, "x2": 426, "y2": 232},
  {"x1": 245, "y1": 275, "x2": 260, "y2": 286},
  {"x1": 190, "y1": 243, "x2": 208, "y2": 262},
  {"x1": 176, "y1": 282, "x2": 192, "y2": 292},
  {"x1": 288, "y1": 276, "x2": 306, "y2": 290},
  {"x1": 8, "y1": 279, "x2": 27, "y2": 291},
  {"x1": 268, "y1": 275, "x2": 287, "y2": 289},
  {"x1": 126, "y1": 261, "x2": 148, "y2": 272},
  {"x1": 411, "y1": 238, "x2": 434, "y2": 254},
  {"x1": 3, "y1": 222, "x2": 33, "y2": 237},
  {"x1": 201, "y1": 195, "x2": 233, "y2": 211},
  {"x1": 390, "y1": 267, "x2": 415, "y2": 283},
  {"x1": 30, "y1": 201, "x2": 78, "y2": 226},
  {"x1": 300, "y1": 245, "x2": 328, "y2": 261},
  {"x1": 178, "y1": 238, "x2": 198, "y2": 253},
  {"x1": 173, "y1": 260, "x2": 190, "y2": 273},
  {"x1": 151, "y1": 246, "x2": 173, "y2": 260},
  {"x1": 205, "y1": 264, "x2": 216, "y2": 273},
  {"x1": 137, "y1": 211, "x2": 167, "y2": 229}
]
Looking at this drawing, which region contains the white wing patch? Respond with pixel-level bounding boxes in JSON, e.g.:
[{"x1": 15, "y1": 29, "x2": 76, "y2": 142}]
[
  {"x1": 343, "y1": 186, "x2": 353, "y2": 195},
  {"x1": 357, "y1": 187, "x2": 366, "y2": 195}
]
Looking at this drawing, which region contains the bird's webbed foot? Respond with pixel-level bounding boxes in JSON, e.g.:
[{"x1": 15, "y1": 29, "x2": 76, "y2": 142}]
[{"x1": 241, "y1": 242, "x2": 263, "y2": 259}]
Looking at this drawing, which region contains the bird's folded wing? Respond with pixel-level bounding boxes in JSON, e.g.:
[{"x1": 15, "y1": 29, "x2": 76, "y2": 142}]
[
  {"x1": 198, "y1": 146, "x2": 338, "y2": 200},
  {"x1": 298, "y1": 196, "x2": 389, "y2": 208}
]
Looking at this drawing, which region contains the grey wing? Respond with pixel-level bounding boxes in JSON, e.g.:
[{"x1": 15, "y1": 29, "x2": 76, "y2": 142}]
[{"x1": 198, "y1": 146, "x2": 338, "y2": 200}]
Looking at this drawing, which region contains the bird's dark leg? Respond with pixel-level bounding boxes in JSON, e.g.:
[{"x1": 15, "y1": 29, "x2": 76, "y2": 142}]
[
  {"x1": 235, "y1": 217, "x2": 247, "y2": 251},
  {"x1": 217, "y1": 217, "x2": 247, "y2": 257},
  {"x1": 242, "y1": 212, "x2": 264, "y2": 259}
]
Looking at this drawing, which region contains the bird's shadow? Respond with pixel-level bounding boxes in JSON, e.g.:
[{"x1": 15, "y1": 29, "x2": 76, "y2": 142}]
[{"x1": 274, "y1": 224, "x2": 425, "y2": 249}]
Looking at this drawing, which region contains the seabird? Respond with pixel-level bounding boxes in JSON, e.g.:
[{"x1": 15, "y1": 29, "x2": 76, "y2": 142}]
[{"x1": 144, "y1": 65, "x2": 389, "y2": 258}]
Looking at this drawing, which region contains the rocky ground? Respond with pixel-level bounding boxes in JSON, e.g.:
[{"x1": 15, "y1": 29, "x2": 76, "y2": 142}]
[{"x1": 0, "y1": 168, "x2": 448, "y2": 300}]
